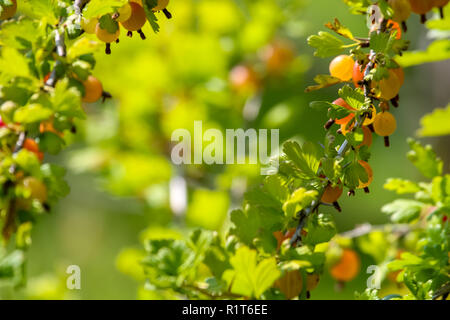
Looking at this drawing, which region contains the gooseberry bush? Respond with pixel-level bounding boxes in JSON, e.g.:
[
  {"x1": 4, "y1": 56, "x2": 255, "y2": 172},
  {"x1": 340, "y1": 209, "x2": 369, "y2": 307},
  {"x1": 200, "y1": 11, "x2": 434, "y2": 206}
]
[
  {"x1": 115, "y1": 0, "x2": 449, "y2": 300},
  {"x1": 0, "y1": 0, "x2": 172, "y2": 288},
  {"x1": 0, "y1": 0, "x2": 449, "y2": 301}
]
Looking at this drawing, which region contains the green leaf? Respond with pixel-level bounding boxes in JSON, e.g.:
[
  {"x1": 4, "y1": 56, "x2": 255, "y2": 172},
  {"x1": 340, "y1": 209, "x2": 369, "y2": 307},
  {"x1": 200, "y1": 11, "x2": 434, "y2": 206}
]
[
  {"x1": 38, "y1": 132, "x2": 65, "y2": 155},
  {"x1": 142, "y1": 0, "x2": 161, "y2": 33},
  {"x1": 397, "y1": 40, "x2": 450, "y2": 68},
  {"x1": 338, "y1": 85, "x2": 366, "y2": 110},
  {"x1": 382, "y1": 199, "x2": 425, "y2": 223},
  {"x1": 0, "y1": 249, "x2": 25, "y2": 287},
  {"x1": 98, "y1": 14, "x2": 120, "y2": 34},
  {"x1": 14, "y1": 104, "x2": 53, "y2": 123},
  {"x1": 431, "y1": 175, "x2": 450, "y2": 207},
  {"x1": 223, "y1": 246, "x2": 280, "y2": 298},
  {"x1": 50, "y1": 79, "x2": 85, "y2": 119},
  {"x1": 83, "y1": 0, "x2": 128, "y2": 19},
  {"x1": 18, "y1": 0, "x2": 57, "y2": 23},
  {"x1": 407, "y1": 139, "x2": 443, "y2": 179},
  {"x1": 384, "y1": 178, "x2": 421, "y2": 194},
  {"x1": 282, "y1": 188, "x2": 318, "y2": 219},
  {"x1": 307, "y1": 31, "x2": 345, "y2": 57},
  {"x1": 0, "y1": 48, "x2": 33, "y2": 84},
  {"x1": 303, "y1": 213, "x2": 337, "y2": 246},
  {"x1": 282, "y1": 141, "x2": 322, "y2": 179},
  {"x1": 418, "y1": 104, "x2": 450, "y2": 137},
  {"x1": 41, "y1": 164, "x2": 70, "y2": 201}
]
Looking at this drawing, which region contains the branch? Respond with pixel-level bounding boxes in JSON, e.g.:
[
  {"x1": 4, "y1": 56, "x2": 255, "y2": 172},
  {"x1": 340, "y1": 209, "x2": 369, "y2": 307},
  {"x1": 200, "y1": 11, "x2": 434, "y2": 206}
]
[
  {"x1": 290, "y1": 22, "x2": 382, "y2": 245},
  {"x1": 74, "y1": 0, "x2": 89, "y2": 15},
  {"x1": 338, "y1": 223, "x2": 411, "y2": 239}
]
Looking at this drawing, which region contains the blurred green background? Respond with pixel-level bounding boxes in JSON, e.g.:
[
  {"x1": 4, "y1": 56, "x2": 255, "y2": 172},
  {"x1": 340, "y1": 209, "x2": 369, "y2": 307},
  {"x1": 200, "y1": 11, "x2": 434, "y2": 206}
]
[{"x1": 3, "y1": 0, "x2": 449, "y2": 299}]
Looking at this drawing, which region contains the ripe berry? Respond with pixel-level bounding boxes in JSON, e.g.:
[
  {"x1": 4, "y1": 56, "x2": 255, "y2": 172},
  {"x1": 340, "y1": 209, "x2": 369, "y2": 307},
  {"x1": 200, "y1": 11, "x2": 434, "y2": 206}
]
[
  {"x1": 408, "y1": 0, "x2": 434, "y2": 22},
  {"x1": 121, "y1": 2, "x2": 147, "y2": 32},
  {"x1": 329, "y1": 55, "x2": 355, "y2": 81},
  {"x1": 392, "y1": 67, "x2": 405, "y2": 86},
  {"x1": 0, "y1": 116, "x2": 5, "y2": 128},
  {"x1": 23, "y1": 138, "x2": 44, "y2": 161},
  {"x1": 321, "y1": 183, "x2": 343, "y2": 204},
  {"x1": 306, "y1": 274, "x2": 320, "y2": 292},
  {"x1": 82, "y1": 75, "x2": 103, "y2": 103},
  {"x1": 432, "y1": 0, "x2": 449, "y2": 18},
  {"x1": 21, "y1": 177, "x2": 48, "y2": 203},
  {"x1": 0, "y1": 0, "x2": 17, "y2": 20},
  {"x1": 352, "y1": 61, "x2": 366, "y2": 88},
  {"x1": 81, "y1": 17, "x2": 99, "y2": 34},
  {"x1": 330, "y1": 249, "x2": 360, "y2": 282},
  {"x1": 95, "y1": 22, "x2": 120, "y2": 43},
  {"x1": 375, "y1": 70, "x2": 401, "y2": 101},
  {"x1": 275, "y1": 270, "x2": 303, "y2": 299},
  {"x1": 357, "y1": 160, "x2": 373, "y2": 189},
  {"x1": 388, "y1": 0, "x2": 412, "y2": 23}
]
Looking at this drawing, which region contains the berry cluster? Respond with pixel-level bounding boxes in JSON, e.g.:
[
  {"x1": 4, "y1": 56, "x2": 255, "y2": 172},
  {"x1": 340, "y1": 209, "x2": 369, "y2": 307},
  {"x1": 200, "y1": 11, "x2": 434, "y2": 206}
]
[{"x1": 81, "y1": 0, "x2": 172, "y2": 54}]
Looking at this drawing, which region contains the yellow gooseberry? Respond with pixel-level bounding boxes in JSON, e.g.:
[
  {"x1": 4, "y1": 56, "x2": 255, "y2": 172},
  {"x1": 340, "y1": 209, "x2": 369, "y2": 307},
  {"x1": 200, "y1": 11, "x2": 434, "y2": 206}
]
[{"x1": 329, "y1": 55, "x2": 355, "y2": 81}]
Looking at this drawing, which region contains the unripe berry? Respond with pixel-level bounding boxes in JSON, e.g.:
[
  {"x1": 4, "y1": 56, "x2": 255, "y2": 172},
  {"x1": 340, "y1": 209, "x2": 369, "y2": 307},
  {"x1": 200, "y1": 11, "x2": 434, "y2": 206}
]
[
  {"x1": 329, "y1": 55, "x2": 354, "y2": 81},
  {"x1": 229, "y1": 65, "x2": 259, "y2": 92},
  {"x1": 373, "y1": 111, "x2": 397, "y2": 137},
  {"x1": 81, "y1": 17, "x2": 99, "y2": 34},
  {"x1": 21, "y1": 177, "x2": 48, "y2": 203}
]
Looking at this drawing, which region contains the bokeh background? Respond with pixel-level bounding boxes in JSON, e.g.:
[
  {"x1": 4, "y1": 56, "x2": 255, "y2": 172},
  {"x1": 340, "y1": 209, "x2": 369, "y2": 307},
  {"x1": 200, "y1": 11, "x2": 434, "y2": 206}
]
[{"x1": 2, "y1": 0, "x2": 449, "y2": 299}]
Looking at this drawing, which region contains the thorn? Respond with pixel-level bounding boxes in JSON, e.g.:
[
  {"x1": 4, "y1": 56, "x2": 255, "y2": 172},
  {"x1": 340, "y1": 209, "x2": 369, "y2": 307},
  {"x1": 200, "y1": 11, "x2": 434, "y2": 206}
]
[
  {"x1": 324, "y1": 119, "x2": 335, "y2": 130},
  {"x1": 115, "y1": 38, "x2": 120, "y2": 43},
  {"x1": 333, "y1": 201, "x2": 342, "y2": 212},
  {"x1": 347, "y1": 190, "x2": 355, "y2": 197},
  {"x1": 401, "y1": 21, "x2": 407, "y2": 32},
  {"x1": 138, "y1": 29, "x2": 146, "y2": 40},
  {"x1": 384, "y1": 136, "x2": 390, "y2": 147},
  {"x1": 163, "y1": 8, "x2": 172, "y2": 19},
  {"x1": 127, "y1": 31, "x2": 133, "y2": 37},
  {"x1": 105, "y1": 43, "x2": 111, "y2": 55},
  {"x1": 364, "y1": 187, "x2": 370, "y2": 194}
]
